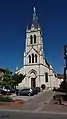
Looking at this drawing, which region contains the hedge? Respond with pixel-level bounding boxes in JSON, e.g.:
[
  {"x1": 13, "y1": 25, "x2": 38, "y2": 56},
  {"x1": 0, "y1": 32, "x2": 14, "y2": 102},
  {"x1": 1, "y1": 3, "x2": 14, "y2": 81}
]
[{"x1": 0, "y1": 96, "x2": 12, "y2": 102}]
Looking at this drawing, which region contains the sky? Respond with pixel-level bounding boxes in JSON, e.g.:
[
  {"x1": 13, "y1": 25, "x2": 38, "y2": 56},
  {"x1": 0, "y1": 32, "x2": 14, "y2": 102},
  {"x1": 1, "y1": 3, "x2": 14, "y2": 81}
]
[{"x1": 0, "y1": 0, "x2": 67, "y2": 73}]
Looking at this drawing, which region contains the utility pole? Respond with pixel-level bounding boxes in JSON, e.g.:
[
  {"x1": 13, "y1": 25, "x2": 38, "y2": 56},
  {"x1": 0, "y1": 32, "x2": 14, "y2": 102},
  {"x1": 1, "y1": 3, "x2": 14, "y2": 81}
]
[{"x1": 64, "y1": 45, "x2": 67, "y2": 95}]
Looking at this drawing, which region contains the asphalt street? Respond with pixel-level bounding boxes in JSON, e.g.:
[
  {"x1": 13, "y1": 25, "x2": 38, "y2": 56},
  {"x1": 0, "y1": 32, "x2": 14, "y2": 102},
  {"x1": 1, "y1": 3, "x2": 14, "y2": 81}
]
[{"x1": 0, "y1": 110, "x2": 67, "y2": 119}]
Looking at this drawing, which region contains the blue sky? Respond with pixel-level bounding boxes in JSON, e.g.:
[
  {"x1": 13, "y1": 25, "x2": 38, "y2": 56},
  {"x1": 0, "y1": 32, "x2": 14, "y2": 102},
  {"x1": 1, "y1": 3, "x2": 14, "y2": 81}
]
[{"x1": 0, "y1": 0, "x2": 67, "y2": 73}]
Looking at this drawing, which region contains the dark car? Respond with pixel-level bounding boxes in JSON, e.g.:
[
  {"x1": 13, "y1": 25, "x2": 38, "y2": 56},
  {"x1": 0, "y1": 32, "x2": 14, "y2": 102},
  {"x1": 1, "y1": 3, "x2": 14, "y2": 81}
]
[
  {"x1": 16, "y1": 88, "x2": 38, "y2": 96},
  {"x1": 15, "y1": 89, "x2": 20, "y2": 95},
  {"x1": 32, "y1": 88, "x2": 38, "y2": 94},
  {"x1": 0, "y1": 88, "x2": 10, "y2": 95},
  {"x1": 10, "y1": 88, "x2": 15, "y2": 93},
  {"x1": 0, "y1": 88, "x2": 3, "y2": 94},
  {"x1": 36, "y1": 87, "x2": 41, "y2": 93}
]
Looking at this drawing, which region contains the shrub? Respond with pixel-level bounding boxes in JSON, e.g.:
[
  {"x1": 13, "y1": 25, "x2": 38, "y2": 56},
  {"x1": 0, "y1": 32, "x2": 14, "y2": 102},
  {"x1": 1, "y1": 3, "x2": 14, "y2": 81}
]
[
  {"x1": 0, "y1": 96, "x2": 12, "y2": 102},
  {"x1": 60, "y1": 81, "x2": 66, "y2": 91},
  {"x1": 41, "y1": 84, "x2": 45, "y2": 90}
]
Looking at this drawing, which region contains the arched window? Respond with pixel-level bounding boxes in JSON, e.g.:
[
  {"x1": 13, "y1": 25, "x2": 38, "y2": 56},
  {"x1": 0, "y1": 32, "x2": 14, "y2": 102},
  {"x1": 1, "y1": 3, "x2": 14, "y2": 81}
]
[
  {"x1": 32, "y1": 53, "x2": 34, "y2": 63},
  {"x1": 35, "y1": 54, "x2": 37, "y2": 63},
  {"x1": 34, "y1": 35, "x2": 36, "y2": 43},
  {"x1": 30, "y1": 35, "x2": 33, "y2": 44},
  {"x1": 29, "y1": 55, "x2": 31, "y2": 63},
  {"x1": 45, "y1": 72, "x2": 48, "y2": 82}
]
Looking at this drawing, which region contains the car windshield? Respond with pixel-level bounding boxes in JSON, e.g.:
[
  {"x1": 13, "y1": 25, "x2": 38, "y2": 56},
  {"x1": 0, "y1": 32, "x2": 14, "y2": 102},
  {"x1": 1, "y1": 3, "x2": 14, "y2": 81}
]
[{"x1": 21, "y1": 89, "x2": 30, "y2": 91}]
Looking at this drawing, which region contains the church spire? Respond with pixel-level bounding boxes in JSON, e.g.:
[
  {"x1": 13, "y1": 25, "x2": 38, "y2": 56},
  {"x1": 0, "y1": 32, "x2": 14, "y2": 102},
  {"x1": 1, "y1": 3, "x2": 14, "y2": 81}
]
[
  {"x1": 28, "y1": 7, "x2": 40, "y2": 30},
  {"x1": 33, "y1": 7, "x2": 37, "y2": 20}
]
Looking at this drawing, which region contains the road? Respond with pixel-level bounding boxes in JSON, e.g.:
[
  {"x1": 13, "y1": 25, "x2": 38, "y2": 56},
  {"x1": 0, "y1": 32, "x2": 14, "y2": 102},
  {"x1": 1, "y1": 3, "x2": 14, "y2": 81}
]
[
  {"x1": 0, "y1": 110, "x2": 67, "y2": 119},
  {"x1": 21, "y1": 90, "x2": 54, "y2": 111}
]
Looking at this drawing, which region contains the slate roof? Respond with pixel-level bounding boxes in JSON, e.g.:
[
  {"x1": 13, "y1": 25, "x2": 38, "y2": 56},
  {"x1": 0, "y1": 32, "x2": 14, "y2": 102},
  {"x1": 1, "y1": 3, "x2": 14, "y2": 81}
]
[
  {"x1": 28, "y1": 17, "x2": 40, "y2": 30},
  {"x1": 28, "y1": 7, "x2": 40, "y2": 30}
]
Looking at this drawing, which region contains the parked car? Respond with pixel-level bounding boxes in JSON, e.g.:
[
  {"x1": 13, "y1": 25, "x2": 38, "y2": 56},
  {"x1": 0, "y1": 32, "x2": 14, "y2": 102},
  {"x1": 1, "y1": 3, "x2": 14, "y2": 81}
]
[
  {"x1": 32, "y1": 88, "x2": 38, "y2": 95},
  {"x1": 16, "y1": 88, "x2": 38, "y2": 96},
  {"x1": 0, "y1": 87, "x2": 16, "y2": 95},
  {"x1": 15, "y1": 89, "x2": 20, "y2": 95},
  {"x1": 0, "y1": 88, "x2": 3, "y2": 94},
  {"x1": 36, "y1": 87, "x2": 41, "y2": 93},
  {"x1": 0, "y1": 88, "x2": 10, "y2": 95},
  {"x1": 9, "y1": 88, "x2": 15, "y2": 93}
]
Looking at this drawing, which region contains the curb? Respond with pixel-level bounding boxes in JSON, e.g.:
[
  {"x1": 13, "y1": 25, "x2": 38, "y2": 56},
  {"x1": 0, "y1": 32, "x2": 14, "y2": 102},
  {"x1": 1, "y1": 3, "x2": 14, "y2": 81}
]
[
  {"x1": 22, "y1": 110, "x2": 67, "y2": 115},
  {"x1": 0, "y1": 109, "x2": 67, "y2": 115}
]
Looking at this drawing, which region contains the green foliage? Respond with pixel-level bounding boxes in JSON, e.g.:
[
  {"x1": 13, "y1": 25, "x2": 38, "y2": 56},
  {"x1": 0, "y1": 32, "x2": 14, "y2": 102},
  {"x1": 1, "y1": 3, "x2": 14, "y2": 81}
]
[
  {"x1": 1, "y1": 68, "x2": 12, "y2": 89},
  {"x1": 0, "y1": 68, "x2": 25, "y2": 89},
  {"x1": 0, "y1": 96, "x2": 12, "y2": 102},
  {"x1": 12, "y1": 73, "x2": 25, "y2": 89}
]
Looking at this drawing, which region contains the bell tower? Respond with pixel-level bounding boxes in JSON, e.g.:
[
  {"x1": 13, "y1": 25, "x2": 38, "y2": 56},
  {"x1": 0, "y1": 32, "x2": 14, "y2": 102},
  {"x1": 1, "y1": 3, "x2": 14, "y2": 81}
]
[{"x1": 24, "y1": 7, "x2": 44, "y2": 65}]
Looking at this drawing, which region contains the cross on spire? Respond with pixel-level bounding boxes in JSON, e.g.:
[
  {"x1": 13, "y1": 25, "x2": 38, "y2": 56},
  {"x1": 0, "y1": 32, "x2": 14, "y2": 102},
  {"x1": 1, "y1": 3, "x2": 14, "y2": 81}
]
[
  {"x1": 33, "y1": 7, "x2": 36, "y2": 13},
  {"x1": 28, "y1": 7, "x2": 40, "y2": 30},
  {"x1": 33, "y1": 6, "x2": 36, "y2": 20}
]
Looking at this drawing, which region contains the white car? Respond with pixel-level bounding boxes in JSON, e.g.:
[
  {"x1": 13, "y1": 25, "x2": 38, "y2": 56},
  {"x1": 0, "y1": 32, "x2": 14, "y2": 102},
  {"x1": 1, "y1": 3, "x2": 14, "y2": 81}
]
[{"x1": 3, "y1": 88, "x2": 10, "y2": 92}]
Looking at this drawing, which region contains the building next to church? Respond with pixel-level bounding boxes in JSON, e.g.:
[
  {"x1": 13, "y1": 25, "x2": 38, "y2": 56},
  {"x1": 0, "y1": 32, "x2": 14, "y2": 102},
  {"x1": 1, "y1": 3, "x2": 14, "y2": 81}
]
[{"x1": 15, "y1": 7, "x2": 62, "y2": 89}]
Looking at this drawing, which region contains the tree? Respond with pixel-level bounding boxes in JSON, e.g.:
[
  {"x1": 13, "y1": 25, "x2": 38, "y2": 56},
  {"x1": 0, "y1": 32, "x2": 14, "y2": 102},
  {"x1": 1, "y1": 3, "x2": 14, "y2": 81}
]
[
  {"x1": 41, "y1": 84, "x2": 46, "y2": 90},
  {"x1": 1, "y1": 68, "x2": 12, "y2": 89},
  {"x1": 0, "y1": 68, "x2": 25, "y2": 89},
  {"x1": 60, "y1": 80, "x2": 67, "y2": 92},
  {"x1": 12, "y1": 73, "x2": 25, "y2": 89}
]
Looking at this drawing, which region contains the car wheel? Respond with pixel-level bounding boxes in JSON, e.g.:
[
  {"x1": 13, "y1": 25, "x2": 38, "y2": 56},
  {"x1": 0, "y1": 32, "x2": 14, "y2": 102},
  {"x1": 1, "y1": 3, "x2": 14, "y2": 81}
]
[
  {"x1": 18, "y1": 93, "x2": 20, "y2": 96},
  {"x1": 28, "y1": 93, "x2": 31, "y2": 96},
  {"x1": 16, "y1": 93, "x2": 19, "y2": 96},
  {"x1": 16, "y1": 93, "x2": 18, "y2": 96}
]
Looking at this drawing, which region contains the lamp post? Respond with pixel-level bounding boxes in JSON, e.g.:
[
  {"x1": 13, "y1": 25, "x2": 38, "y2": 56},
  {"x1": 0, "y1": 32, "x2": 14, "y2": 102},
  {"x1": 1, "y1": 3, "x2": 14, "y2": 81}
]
[
  {"x1": 64, "y1": 45, "x2": 67, "y2": 95},
  {"x1": 39, "y1": 52, "x2": 40, "y2": 86}
]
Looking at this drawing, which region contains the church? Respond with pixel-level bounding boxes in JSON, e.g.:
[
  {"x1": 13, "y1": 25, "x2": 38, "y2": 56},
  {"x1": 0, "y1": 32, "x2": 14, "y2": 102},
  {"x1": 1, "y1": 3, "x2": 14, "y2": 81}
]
[{"x1": 15, "y1": 7, "x2": 61, "y2": 89}]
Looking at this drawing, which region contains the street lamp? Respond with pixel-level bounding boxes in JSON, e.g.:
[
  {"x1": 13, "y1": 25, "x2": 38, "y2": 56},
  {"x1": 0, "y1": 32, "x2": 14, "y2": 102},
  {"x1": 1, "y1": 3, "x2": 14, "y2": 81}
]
[{"x1": 64, "y1": 45, "x2": 67, "y2": 95}]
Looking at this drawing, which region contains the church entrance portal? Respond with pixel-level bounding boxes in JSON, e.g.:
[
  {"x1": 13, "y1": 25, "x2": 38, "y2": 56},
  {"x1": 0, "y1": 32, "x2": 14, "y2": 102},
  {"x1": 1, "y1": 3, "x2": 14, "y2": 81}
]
[
  {"x1": 29, "y1": 70, "x2": 36, "y2": 88},
  {"x1": 31, "y1": 78, "x2": 36, "y2": 88}
]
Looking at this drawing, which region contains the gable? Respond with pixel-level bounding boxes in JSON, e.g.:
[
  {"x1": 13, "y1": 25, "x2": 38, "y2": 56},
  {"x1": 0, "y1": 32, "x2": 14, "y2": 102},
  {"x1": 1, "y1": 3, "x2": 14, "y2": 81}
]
[{"x1": 25, "y1": 47, "x2": 40, "y2": 57}]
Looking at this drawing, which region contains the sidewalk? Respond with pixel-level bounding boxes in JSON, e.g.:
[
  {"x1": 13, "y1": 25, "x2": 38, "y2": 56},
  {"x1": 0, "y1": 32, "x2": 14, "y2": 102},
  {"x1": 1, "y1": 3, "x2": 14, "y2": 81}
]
[
  {"x1": 41, "y1": 100, "x2": 67, "y2": 113},
  {"x1": 10, "y1": 89, "x2": 51, "y2": 102}
]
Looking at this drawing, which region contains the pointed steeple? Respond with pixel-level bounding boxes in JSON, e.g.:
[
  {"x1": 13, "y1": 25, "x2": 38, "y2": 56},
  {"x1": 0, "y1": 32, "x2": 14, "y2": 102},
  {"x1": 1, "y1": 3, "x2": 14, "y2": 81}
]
[
  {"x1": 28, "y1": 7, "x2": 40, "y2": 30},
  {"x1": 33, "y1": 7, "x2": 37, "y2": 20}
]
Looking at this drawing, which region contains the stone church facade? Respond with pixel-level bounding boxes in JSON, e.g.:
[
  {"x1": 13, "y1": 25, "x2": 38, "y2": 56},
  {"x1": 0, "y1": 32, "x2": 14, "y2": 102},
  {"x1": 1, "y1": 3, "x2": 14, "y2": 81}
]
[{"x1": 15, "y1": 7, "x2": 60, "y2": 89}]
